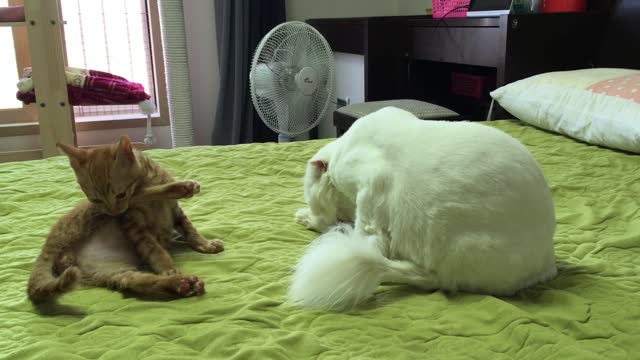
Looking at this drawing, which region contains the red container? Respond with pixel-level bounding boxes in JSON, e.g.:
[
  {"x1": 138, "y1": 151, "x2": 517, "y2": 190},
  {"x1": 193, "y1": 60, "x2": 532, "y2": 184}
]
[
  {"x1": 451, "y1": 72, "x2": 494, "y2": 99},
  {"x1": 432, "y1": 0, "x2": 470, "y2": 19},
  {"x1": 541, "y1": 0, "x2": 587, "y2": 13}
]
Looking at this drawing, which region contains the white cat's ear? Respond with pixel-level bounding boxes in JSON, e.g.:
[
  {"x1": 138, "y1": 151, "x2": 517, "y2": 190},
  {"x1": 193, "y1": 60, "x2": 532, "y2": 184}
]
[
  {"x1": 57, "y1": 142, "x2": 86, "y2": 167},
  {"x1": 310, "y1": 160, "x2": 328, "y2": 175},
  {"x1": 116, "y1": 135, "x2": 135, "y2": 165}
]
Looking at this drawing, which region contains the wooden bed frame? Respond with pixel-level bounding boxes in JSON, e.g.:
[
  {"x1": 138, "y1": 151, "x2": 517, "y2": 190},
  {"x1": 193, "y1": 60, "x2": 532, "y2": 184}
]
[
  {"x1": 0, "y1": 0, "x2": 75, "y2": 163},
  {"x1": 0, "y1": 0, "x2": 152, "y2": 164}
]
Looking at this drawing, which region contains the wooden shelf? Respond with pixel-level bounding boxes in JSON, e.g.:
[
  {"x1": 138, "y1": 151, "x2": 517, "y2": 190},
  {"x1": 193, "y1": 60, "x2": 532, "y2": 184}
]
[
  {"x1": 0, "y1": 20, "x2": 68, "y2": 27},
  {"x1": 0, "y1": 21, "x2": 26, "y2": 27},
  {"x1": 0, "y1": 149, "x2": 42, "y2": 163}
]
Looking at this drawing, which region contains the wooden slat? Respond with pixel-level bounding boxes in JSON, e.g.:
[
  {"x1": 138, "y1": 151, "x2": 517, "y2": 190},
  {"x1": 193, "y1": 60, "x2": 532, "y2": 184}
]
[
  {"x1": 0, "y1": 107, "x2": 36, "y2": 125},
  {"x1": 0, "y1": 116, "x2": 168, "y2": 138},
  {"x1": 0, "y1": 21, "x2": 26, "y2": 27},
  {"x1": 79, "y1": 142, "x2": 148, "y2": 151},
  {"x1": 0, "y1": 122, "x2": 39, "y2": 136},
  {"x1": 0, "y1": 142, "x2": 147, "y2": 164},
  {"x1": 24, "y1": 0, "x2": 76, "y2": 157},
  {"x1": 0, "y1": 149, "x2": 42, "y2": 163}
]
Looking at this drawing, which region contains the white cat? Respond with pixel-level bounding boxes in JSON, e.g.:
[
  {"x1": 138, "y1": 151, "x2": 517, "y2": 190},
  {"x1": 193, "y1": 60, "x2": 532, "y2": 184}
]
[{"x1": 289, "y1": 106, "x2": 557, "y2": 310}]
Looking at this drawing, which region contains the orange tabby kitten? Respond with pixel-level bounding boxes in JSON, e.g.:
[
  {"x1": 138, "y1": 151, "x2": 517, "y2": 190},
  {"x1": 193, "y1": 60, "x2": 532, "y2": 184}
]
[{"x1": 27, "y1": 136, "x2": 223, "y2": 303}]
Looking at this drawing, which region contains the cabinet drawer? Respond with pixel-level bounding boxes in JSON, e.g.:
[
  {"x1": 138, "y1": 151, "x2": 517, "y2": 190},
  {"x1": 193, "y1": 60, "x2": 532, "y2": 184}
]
[{"x1": 410, "y1": 27, "x2": 501, "y2": 67}]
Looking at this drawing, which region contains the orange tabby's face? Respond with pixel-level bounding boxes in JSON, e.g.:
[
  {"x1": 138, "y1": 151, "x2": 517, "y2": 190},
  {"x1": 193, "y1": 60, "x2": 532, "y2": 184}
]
[{"x1": 57, "y1": 136, "x2": 142, "y2": 216}]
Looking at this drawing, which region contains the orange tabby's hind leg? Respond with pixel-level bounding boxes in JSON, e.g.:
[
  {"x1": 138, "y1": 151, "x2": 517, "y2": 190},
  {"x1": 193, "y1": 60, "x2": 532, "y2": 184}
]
[
  {"x1": 85, "y1": 270, "x2": 205, "y2": 297},
  {"x1": 173, "y1": 206, "x2": 224, "y2": 254},
  {"x1": 27, "y1": 252, "x2": 81, "y2": 303}
]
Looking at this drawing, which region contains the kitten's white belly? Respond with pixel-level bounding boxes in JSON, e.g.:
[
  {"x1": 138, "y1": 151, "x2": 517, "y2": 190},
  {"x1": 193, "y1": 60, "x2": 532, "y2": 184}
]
[{"x1": 77, "y1": 220, "x2": 140, "y2": 271}]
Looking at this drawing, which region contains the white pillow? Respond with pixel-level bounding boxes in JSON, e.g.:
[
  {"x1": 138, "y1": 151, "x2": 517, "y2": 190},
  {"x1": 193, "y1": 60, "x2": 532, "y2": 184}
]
[{"x1": 490, "y1": 68, "x2": 640, "y2": 153}]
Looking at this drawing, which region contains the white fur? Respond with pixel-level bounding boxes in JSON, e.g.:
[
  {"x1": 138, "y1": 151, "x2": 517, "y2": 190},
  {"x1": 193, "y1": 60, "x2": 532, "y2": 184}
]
[
  {"x1": 289, "y1": 107, "x2": 557, "y2": 310},
  {"x1": 288, "y1": 224, "x2": 386, "y2": 309},
  {"x1": 77, "y1": 220, "x2": 140, "y2": 273}
]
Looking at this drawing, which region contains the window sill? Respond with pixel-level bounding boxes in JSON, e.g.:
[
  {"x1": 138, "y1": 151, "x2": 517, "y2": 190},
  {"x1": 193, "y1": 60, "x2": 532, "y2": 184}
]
[
  {"x1": 0, "y1": 115, "x2": 169, "y2": 137},
  {"x1": 75, "y1": 112, "x2": 161, "y2": 123},
  {"x1": 76, "y1": 114, "x2": 169, "y2": 131}
]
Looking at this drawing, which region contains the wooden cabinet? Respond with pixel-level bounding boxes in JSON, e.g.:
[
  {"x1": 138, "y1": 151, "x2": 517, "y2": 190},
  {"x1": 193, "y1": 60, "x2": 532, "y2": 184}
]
[{"x1": 307, "y1": 11, "x2": 620, "y2": 121}]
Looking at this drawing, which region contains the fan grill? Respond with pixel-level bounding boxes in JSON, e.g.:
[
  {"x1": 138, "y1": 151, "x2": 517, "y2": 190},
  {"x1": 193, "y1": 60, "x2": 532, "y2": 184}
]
[{"x1": 250, "y1": 22, "x2": 335, "y2": 136}]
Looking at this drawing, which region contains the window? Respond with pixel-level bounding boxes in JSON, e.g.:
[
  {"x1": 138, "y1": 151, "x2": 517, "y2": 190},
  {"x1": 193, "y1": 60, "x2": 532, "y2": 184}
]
[
  {"x1": 0, "y1": 0, "x2": 34, "y2": 125},
  {"x1": 0, "y1": 0, "x2": 167, "y2": 129},
  {"x1": 60, "y1": 0, "x2": 158, "y2": 120},
  {"x1": 0, "y1": 1, "x2": 21, "y2": 110}
]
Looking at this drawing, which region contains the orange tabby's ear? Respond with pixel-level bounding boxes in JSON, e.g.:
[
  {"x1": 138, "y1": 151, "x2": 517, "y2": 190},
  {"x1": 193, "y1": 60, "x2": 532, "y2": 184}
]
[
  {"x1": 116, "y1": 135, "x2": 135, "y2": 164},
  {"x1": 57, "y1": 142, "x2": 86, "y2": 166}
]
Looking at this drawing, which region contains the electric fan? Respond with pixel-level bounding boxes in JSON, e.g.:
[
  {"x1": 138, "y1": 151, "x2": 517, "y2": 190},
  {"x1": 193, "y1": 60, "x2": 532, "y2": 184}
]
[{"x1": 250, "y1": 21, "x2": 336, "y2": 142}]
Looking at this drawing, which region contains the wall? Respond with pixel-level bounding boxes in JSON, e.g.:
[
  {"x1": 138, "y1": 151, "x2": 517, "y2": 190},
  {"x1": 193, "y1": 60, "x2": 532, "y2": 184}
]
[
  {"x1": 396, "y1": 0, "x2": 433, "y2": 16},
  {"x1": 314, "y1": 52, "x2": 366, "y2": 139},
  {"x1": 286, "y1": 0, "x2": 431, "y2": 21},
  {"x1": 183, "y1": 0, "x2": 220, "y2": 146}
]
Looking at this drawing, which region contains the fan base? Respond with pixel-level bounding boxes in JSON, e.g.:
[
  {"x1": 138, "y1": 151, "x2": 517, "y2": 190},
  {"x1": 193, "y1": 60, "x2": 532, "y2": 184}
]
[{"x1": 278, "y1": 133, "x2": 292, "y2": 143}]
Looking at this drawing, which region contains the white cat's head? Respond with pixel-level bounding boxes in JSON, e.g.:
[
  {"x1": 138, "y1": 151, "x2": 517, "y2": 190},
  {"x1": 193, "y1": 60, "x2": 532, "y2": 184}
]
[{"x1": 303, "y1": 140, "x2": 337, "y2": 202}]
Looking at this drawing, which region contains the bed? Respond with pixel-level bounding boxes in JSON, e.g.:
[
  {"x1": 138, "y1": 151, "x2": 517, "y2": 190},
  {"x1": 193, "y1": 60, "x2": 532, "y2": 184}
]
[{"x1": 1, "y1": 119, "x2": 639, "y2": 359}]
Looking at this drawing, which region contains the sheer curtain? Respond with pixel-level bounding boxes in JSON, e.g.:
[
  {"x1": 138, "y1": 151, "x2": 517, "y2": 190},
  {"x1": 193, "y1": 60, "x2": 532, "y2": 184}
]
[{"x1": 159, "y1": 0, "x2": 195, "y2": 147}]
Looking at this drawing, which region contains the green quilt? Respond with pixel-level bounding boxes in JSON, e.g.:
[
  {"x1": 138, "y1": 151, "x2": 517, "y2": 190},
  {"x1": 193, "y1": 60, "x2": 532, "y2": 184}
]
[{"x1": 1, "y1": 120, "x2": 639, "y2": 359}]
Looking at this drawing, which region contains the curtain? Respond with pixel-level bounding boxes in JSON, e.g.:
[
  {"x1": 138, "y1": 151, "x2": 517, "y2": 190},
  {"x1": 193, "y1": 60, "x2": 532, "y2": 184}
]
[
  {"x1": 159, "y1": 0, "x2": 195, "y2": 147},
  {"x1": 212, "y1": 0, "x2": 286, "y2": 145}
]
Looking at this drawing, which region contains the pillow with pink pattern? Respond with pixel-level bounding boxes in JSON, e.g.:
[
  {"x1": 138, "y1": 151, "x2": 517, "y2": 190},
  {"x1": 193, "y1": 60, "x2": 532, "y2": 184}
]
[{"x1": 490, "y1": 68, "x2": 640, "y2": 153}]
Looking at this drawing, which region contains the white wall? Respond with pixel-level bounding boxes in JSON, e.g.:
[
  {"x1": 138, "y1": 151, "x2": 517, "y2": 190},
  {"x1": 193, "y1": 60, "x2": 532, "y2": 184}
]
[
  {"x1": 335, "y1": 52, "x2": 365, "y2": 106},
  {"x1": 396, "y1": 0, "x2": 433, "y2": 16},
  {"x1": 286, "y1": 0, "x2": 431, "y2": 21},
  {"x1": 183, "y1": 0, "x2": 219, "y2": 146},
  {"x1": 286, "y1": 1, "x2": 395, "y2": 20}
]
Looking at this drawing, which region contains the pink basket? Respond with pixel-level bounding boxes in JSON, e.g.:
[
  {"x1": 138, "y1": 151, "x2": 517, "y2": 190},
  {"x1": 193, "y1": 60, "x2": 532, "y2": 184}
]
[
  {"x1": 451, "y1": 72, "x2": 495, "y2": 99},
  {"x1": 432, "y1": 0, "x2": 470, "y2": 19}
]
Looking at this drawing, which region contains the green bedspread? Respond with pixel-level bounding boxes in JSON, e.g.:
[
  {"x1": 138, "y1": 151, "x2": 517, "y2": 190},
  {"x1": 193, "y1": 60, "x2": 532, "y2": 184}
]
[{"x1": 1, "y1": 120, "x2": 639, "y2": 359}]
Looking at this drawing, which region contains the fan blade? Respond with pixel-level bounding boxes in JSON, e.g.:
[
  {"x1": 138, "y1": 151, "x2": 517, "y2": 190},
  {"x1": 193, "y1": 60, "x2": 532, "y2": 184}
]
[{"x1": 290, "y1": 89, "x2": 315, "y2": 134}]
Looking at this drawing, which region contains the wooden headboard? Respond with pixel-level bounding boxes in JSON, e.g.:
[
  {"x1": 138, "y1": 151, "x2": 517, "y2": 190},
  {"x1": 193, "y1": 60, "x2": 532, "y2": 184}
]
[{"x1": 594, "y1": 0, "x2": 640, "y2": 69}]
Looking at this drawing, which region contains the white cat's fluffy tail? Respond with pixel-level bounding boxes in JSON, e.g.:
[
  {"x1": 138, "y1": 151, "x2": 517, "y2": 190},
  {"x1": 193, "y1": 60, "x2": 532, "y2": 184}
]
[{"x1": 289, "y1": 224, "x2": 429, "y2": 310}]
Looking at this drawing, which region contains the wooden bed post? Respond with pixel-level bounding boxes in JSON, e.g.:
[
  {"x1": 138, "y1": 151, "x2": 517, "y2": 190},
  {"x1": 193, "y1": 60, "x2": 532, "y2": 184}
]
[{"x1": 24, "y1": 0, "x2": 75, "y2": 157}]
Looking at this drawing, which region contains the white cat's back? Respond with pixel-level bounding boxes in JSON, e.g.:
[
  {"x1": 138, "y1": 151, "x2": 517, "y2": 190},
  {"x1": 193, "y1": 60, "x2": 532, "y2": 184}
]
[
  {"x1": 332, "y1": 107, "x2": 556, "y2": 294},
  {"x1": 291, "y1": 107, "x2": 557, "y2": 309}
]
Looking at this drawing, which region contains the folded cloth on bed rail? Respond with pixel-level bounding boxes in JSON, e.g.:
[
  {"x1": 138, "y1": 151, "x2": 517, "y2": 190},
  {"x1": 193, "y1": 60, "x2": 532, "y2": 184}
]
[
  {"x1": 17, "y1": 67, "x2": 128, "y2": 92},
  {"x1": 17, "y1": 84, "x2": 150, "y2": 106},
  {"x1": 16, "y1": 67, "x2": 151, "y2": 107}
]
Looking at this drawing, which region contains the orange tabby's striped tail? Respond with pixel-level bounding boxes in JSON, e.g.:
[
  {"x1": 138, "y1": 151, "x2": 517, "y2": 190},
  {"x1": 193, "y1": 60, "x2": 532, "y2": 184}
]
[{"x1": 27, "y1": 254, "x2": 80, "y2": 303}]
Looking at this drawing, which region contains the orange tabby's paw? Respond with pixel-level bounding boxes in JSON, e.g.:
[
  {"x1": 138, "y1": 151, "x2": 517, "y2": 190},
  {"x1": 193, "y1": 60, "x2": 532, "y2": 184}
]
[
  {"x1": 196, "y1": 239, "x2": 224, "y2": 254},
  {"x1": 54, "y1": 253, "x2": 77, "y2": 275},
  {"x1": 176, "y1": 276, "x2": 205, "y2": 297},
  {"x1": 57, "y1": 266, "x2": 81, "y2": 291},
  {"x1": 171, "y1": 180, "x2": 200, "y2": 199}
]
